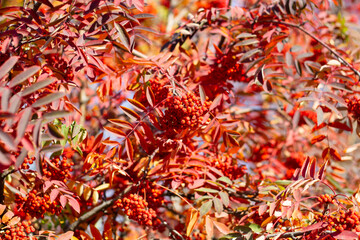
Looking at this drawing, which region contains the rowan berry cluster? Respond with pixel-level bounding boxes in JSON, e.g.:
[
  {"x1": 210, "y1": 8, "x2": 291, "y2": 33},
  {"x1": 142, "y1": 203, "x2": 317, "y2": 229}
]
[
  {"x1": 0, "y1": 220, "x2": 36, "y2": 240},
  {"x1": 43, "y1": 53, "x2": 74, "y2": 81},
  {"x1": 161, "y1": 93, "x2": 211, "y2": 135},
  {"x1": 138, "y1": 182, "x2": 165, "y2": 209},
  {"x1": 15, "y1": 189, "x2": 63, "y2": 219},
  {"x1": 317, "y1": 194, "x2": 335, "y2": 205},
  {"x1": 136, "y1": 77, "x2": 171, "y2": 107},
  {"x1": 114, "y1": 194, "x2": 160, "y2": 227},
  {"x1": 315, "y1": 209, "x2": 360, "y2": 232},
  {"x1": 346, "y1": 97, "x2": 360, "y2": 121},
  {"x1": 206, "y1": 52, "x2": 247, "y2": 84},
  {"x1": 42, "y1": 156, "x2": 74, "y2": 182},
  {"x1": 149, "y1": 77, "x2": 171, "y2": 105},
  {"x1": 211, "y1": 155, "x2": 247, "y2": 180},
  {"x1": 19, "y1": 156, "x2": 34, "y2": 170},
  {"x1": 13, "y1": 152, "x2": 35, "y2": 170}
]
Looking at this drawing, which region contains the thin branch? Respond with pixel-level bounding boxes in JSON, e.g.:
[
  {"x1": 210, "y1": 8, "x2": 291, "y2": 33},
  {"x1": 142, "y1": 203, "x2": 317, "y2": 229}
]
[
  {"x1": 67, "y1": 185, "x2": 133, "y2": 231},
  {"x1": 141, "y1": 148, "x2": 159, "y2": 181},
  {"x1": 156, "y1": 216, "x2": 185, "y2": 240},
  {"x1": 135, "y1": 148, "x2": 159, "y2": 193},
  {"x1": 265, "y1": 230, "x2": 311, "y2": 239},
  {"x1": 267, "y1": 20, "x2": 360, "y2": 81}
]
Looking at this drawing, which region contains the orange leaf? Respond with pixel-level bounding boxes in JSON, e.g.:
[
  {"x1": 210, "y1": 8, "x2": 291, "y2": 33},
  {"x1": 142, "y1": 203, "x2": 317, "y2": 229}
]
[
  {"x1": 108, "y1": 119, "x2": 133, "y2": 129},
  {"x1": 311, "y1": 135, "x2": 326, "y2": 145},
  {"x1": 0, "y1": 205, "x2": 6, "y2": 216},
  {"x1": 120, "y1": 106, "x2": 140, "y2": 121},
  {"x1": 330, "y1": 148, "x2": 342, "y2": 161},
  {"x1": 186, "y1": 209, "x2": 199, "y2": 236},
  {"x1": 6, "y1": 216, "x2": 20, "y2": 227},
  {"x1": 125, "y1": 138, "x2": 134, "y2": 161},
  {"x1": 212, "y1": 220, "x2": 230, "y2": 235},
  {"x1": 57, "y1": 231, "x2": 74, "y2": 240},
  {"x1": 127, "y1": 98, "x2": 146, "y2": 112},
  {"x1": 2, "y1": 211, "x2": 14, "y2": 223},
  {"x1": 205, "y1": 215, "x2": 213, "y2": 240},
  {"x1": 104, "y1": 126, "x2": 126, "y2": 137}
]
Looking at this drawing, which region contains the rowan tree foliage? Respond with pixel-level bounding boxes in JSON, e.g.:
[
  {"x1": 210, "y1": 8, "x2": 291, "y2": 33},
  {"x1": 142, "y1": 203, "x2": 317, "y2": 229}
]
[{"x1": 0, "y1": 0, "x2": 360, "y2": 239}]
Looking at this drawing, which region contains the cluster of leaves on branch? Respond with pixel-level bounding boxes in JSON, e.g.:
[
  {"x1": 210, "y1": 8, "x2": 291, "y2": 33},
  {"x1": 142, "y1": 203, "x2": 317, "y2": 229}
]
[{"x1": 1, "y1": 0, "x2": 360, "y2": 239}]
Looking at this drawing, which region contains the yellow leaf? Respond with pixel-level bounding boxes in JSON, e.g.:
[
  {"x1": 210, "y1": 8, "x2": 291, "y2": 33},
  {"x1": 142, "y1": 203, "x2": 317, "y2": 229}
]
[
  {"x1": 83, "y1": 186, "x2": 92, "y2": 201},
  {"x1": 76, "y1": 183, "x2": 84, "y2": 196},
  {"x1": 2, "y1": 211, "x2": 14, "y2": 223},
  {"x1": 94, "y1": 183, "x2": 110, "y2": 191},
  {"x1": 92, "y1": 190, "x2": 99, "y2": 205},
  {"x1": 1, "y1": 0, "x2": 23, "y2": 7}
]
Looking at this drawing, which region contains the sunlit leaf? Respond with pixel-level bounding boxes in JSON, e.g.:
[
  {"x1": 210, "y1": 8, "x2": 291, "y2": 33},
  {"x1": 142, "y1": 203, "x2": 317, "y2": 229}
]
[
  {"x1": 186, "y1": 209, "x2": 199, "y2": 236},
  {"x1": 9, "y1": 66, "x2": 40, "y2": 88},
  {"x1": 200, "y1": 200, "x2": 212, "y2": 216},
  {"x1": 0, "y1": 56, "x2": 18, "y2": 80},
  {"x1": 32, "y1": 92, "x2": 65, "y2": 108},
  {"x1": 120, "y1": 106, "x2": 140, "y2": 121}
]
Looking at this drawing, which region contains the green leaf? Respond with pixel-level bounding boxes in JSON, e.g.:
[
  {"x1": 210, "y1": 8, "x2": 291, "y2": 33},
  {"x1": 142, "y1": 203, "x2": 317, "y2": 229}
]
[
  {"x1": 195, "y1": 188, "x2": 219, "y2": 193},
  {"x1": 217, "y1": 176, "x2": 232, "y2": 185},
  {"x1": 218, "y1": 233, "x2": 244, "y2": 240},
  {"x1": 249, "y1": 223, "x2": 262, "y2": 233},
  {"x1": 199, "y1": 200, "x2": 212, "y2": 216},
  {"x1": 196, "y1": 195, "x2": 213, "y2": 202},
  {"x1": 48, "y1": 123, "x2": 64, "y2": 139},
  {"x1": 274, "y1": 180, "x2": 292, "y2": 186},
  {"x1": 60, "y1": 125, "x2": 69, "y2": 146},
  {"x1": 213, "y1": 197, "x2": 223, "y2": 214},
  {"x1": 76, "y1": 146, "x2": 83, "y2": 157},
  {"x1": 219, "y1": 191, "x2": 230, "y2": 207},
  {"x1": 234, "y1": 225, "x2": 252, "y2": 233}
]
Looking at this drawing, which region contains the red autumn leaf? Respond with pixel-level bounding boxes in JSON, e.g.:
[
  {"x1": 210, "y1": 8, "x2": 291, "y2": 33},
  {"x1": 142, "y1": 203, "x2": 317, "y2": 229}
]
[
  {"x1": 328, "y1": 121, "x2": 352, "y2": 132},
  {"x1": 90, "y1": 224, "x2": 102, "y2": 240},
  {"x1": 311, "y1": 135, "x2": 326, "y2": 145}
]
